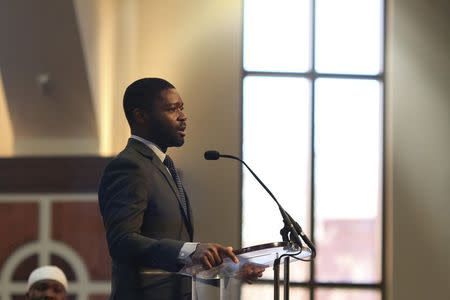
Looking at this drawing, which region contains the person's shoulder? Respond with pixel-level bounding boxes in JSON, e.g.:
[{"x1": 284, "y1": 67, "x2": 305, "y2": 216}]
[
  {"x1": 105, "y1": 148, "x2": 140, "y2": 170},
  {"x1": 98, "y1": 149, "x2": 145, "y2": 192},
  {"x1": 105, "y1": 141, "x2": 157, "y2": 172}
]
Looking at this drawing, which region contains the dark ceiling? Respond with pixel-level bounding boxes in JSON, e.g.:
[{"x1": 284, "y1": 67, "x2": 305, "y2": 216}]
[{"x1": 0, "y1": 0, "x2": 97, "y2": 139}]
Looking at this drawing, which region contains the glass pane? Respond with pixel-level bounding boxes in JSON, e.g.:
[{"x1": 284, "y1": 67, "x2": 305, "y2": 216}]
[
  {"x1": 244, "y1": 0, "x2": 311, "y2": 72},
  {"x1": 243, "y1": 76, "x2": 311, "y2": 282},
  {"x1": 242, "y1": 284, "x2": 309, "y2": 300},
  {"x1": 315, "y1": 0, "x2": 383, "y2": 74},
  {"x1": 314, "y1": 79, "x2": 382, "y2": 282},
  {"x1": 316, "y1": 288, "x2": 381, "y2": 300}
]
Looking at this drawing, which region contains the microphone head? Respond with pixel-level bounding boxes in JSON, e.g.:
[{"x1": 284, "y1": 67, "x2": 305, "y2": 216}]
[{"x1": 204, "y1": 150, "x2": 220, "y2": 160}]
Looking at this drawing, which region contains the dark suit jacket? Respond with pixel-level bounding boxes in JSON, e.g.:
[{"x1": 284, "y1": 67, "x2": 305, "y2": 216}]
[{"x1": 98, "y1": 138, "x2": 194, "y2": 300}]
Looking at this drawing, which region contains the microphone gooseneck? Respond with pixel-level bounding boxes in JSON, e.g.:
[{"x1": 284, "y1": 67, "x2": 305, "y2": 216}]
[{"x1": 203, "y1": 150, "x2": 315, "y2": 257}]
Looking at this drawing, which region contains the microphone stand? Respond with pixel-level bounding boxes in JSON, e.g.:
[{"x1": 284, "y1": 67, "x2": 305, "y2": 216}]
[
  {"x1": 204, "y1": 151, "x2": 316, "y2": 300},
  {"x1": 275, "y1": 210, "x2": 297, "y2": 300}
]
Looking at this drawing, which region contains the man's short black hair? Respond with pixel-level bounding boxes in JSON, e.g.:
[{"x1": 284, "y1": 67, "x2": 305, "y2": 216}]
[{"x1": 123, "y1": 78, "x2": 175, "y2": 126}]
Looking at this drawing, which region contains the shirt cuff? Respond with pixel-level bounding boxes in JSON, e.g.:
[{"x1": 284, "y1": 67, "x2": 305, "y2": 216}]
[{"x1": 177, "y1": 242, "x2": 199, "y2": 265}]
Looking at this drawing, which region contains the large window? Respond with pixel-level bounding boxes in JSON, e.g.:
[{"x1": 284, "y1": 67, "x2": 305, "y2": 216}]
[{"x1": 242, "y1": 0, "x2": 384, "y2": 299}]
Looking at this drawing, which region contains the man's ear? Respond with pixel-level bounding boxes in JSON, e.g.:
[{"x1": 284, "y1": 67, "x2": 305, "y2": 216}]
[{"x1": 132, "y1": 108, "x2": 148, "y2": 125}]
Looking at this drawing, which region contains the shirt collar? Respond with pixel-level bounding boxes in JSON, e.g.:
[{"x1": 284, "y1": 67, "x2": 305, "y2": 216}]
[{"x1": 130, "y1": 135, "x2": 166, "y2": 162}]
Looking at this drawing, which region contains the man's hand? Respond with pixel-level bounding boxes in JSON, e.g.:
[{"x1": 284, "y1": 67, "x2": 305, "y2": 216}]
[
  {"x1": 237, "y1": 263, "x2": 266, "y2": 284},
  {"x1": 191, "y1": 243, "x2": 239, "y2": 269}
]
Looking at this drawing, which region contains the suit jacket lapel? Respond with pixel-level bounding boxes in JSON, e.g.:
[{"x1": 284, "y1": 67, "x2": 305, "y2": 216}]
[
  {"x1": 128, "y1": 139, "x2": 179, "y2": 195},
  {"x1": 127, "y1": 138, "x2": 194, "y2": 238}
]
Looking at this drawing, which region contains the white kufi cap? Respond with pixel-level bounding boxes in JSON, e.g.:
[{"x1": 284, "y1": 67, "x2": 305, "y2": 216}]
[{"x1": 27, "y1": 265, "x2": 68, "y2": 291}]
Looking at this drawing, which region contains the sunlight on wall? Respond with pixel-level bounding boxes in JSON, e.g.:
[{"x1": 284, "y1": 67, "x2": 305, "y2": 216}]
[
  {"x1": 109, "y1": 0, "x2": 139, "y2": 154},
  {"x1": 74, "y1": 0, "x2": 117, "y2": 156},
  {"x1": 0, "y1": 70, "x2": 13, "y2": 156},
  {"x1": 97, "y1": 0, "x2": 115, "y2": 156}
]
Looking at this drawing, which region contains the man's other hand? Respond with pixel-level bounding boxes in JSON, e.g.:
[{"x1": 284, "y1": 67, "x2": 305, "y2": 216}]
[
  {"x1": 191, "y1": 243, "x2": 239, "y2": 269},
  {"x1": 237, "y1": 262, "x2": 266, "y2": 284}
]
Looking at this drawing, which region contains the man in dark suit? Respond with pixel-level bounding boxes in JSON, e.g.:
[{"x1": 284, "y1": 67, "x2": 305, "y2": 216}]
[{"x1": 98, "y1": 78, "x2": 243, "y2": 299}]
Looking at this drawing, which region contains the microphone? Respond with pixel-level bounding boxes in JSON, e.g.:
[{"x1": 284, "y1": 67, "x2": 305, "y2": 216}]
[
  {"x1": 204, "y1": 150, "x2": 315, "y2": 255},
  {"x1": 286, "y1": 211, "x2": 315, "y2": 256},
  {"x1": 204, "y1": 150, "x2": 220, "y2": 160}
]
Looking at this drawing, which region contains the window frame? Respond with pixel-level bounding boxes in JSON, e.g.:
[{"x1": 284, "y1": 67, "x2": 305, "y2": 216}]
[{"x1": 240, "y1": 0, "x2": 387, "y2": 299}]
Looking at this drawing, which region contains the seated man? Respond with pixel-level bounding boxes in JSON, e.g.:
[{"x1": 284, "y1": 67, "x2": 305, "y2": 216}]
[{"x1": 26, "y1": 265, "x2": 68, "y2": 300}]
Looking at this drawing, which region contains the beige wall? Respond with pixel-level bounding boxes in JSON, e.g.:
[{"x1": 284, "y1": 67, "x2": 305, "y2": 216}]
[{"x1": 387, "y1": 0, "x2": 450, "y2": 299}]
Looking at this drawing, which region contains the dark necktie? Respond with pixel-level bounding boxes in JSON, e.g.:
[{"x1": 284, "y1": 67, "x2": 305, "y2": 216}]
[{"x1": 163, "y1": 155, "x2": 189, "y2": 219}]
